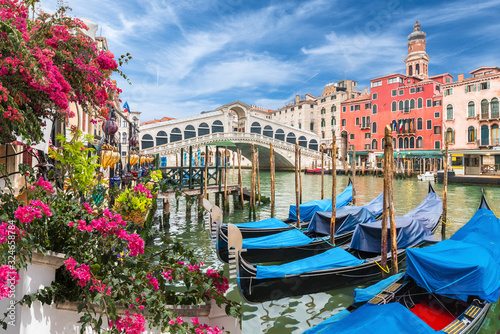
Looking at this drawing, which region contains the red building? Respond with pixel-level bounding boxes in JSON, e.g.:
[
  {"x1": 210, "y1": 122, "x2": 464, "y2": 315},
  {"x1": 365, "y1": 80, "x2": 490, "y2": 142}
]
[{"x1": 339, "y1": 21, "x2": 452, "y2": 168}]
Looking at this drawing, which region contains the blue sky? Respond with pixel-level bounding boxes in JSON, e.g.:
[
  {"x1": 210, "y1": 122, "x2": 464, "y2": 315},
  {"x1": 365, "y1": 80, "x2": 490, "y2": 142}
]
[{"x1": 41, "y1": 0, "x2": 500, "y2": 121}]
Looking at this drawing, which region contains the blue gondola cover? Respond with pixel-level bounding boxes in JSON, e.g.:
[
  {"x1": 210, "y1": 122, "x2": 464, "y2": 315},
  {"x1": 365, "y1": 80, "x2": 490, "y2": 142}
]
[
  {"x1": 233, "y1": 217, "x2": 289, "y2": 229},
  {"x1": 353, "y1": 273, "x2": 404, "y2": 304},
  {"x1": 289, "y1": 183, "x2": 353, "y2": 222},
  {"x1": 349, "y1": 190, "x2": 442, "y2": 253},
  {"x1": 307, "y1": 192, "x2": 384, "y2": 236},
  {"x1": 255, "y1": 247, "x2": 365, "y2": 279},
  {"x1": 242, "y1": 229, "x2": 313, "y2": 250},
  {"x1": 406, "y1": 207, "x2": 500, "y2": 303}
]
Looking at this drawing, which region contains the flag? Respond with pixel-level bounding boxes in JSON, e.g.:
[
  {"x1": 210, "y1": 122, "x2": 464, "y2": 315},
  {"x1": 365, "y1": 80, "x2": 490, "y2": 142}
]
[
  {"x1": 123, "y1": 102, "x2": 130, "y2": 113},
  {"x1": 399, "y1": 120, "x2": 403, "y2": 133}
]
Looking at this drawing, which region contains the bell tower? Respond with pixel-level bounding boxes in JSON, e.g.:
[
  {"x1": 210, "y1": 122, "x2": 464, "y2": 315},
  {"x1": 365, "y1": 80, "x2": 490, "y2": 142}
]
[{"x1": 404, "y1": 21, "x2": 429, "y2": 79}]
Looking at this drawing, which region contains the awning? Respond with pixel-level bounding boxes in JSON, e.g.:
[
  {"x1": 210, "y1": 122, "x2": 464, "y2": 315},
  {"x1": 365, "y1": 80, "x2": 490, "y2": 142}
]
[
  {"x1": 348, "y1": 151, "x2": 369, "y2": 156},
  {"x1": 207, "y1": 140, "x2": 237, "y2": 147},
  {"x1": 378, "y1": 150, "x2": 443, "y2": 159}
]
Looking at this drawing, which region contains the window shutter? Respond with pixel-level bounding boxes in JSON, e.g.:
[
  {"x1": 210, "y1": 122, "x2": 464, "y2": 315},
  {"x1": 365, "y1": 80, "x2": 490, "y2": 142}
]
[
  {"x1": 473, "y1": 84, "x2": 476, "y2": 91},
  {"x1": 487, "y1": 81, "x2": 490, "y2": 89}
]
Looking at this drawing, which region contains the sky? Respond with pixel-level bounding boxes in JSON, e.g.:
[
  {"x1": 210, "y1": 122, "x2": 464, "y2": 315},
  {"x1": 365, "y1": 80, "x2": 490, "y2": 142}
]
[{"x1": 41, "y1": 0, "x2": 500, "y2": 122}]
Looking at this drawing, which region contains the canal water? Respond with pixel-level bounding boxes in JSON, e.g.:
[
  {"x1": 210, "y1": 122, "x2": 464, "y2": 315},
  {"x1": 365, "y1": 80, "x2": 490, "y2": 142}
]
[{"x1": 164, "y1": 170, "x2": 500, "y2": 333}]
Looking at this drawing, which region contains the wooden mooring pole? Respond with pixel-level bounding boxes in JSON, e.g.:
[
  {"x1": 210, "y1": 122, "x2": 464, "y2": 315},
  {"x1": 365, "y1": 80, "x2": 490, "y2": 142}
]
[
  {"x1": 381, "y1": 126, "x2": 390, "y2": 277},
  {"x1": 330, "y1": 134, "x2": 337, "y2": 245},
  {"x1": 351, "y1": 149, "x2": 356, "y2": 205},
  {"x1": 224, "y1": 147, "x2": 228, "y2": 211},
  {"x1": 386, "y1": 126, "x2": 398, "y2": 275},
  {"x1": 270, "y1": 143, "x2": 275, "y2": 218},
  {"x1": 321, "y1": 146, "x2": 324, "y2": 200},
  {"x1": 299, "y1": 148, "x2": 302, "y2": 204},
  {"x1": 256, "y1": 148, "x2": 261, "y2": 205},
  {"x1": 204, "y1": 146, "x2": 208, "y2": 199},
  {"x1": 295, "y1": 141, "x2": 300, "y2": 227},
  {"x1": 442, "y1": 140, "x2": 449, "y2": 240},
  {"x1": 238, "y1": 149, "x2": 244, "y2": 208},
  {"x1": 232, "y1": 151, "x2": 236, "y2": 185},
  {"x1": 250, "y1": 144, "x2": 256, "y2": 217}
]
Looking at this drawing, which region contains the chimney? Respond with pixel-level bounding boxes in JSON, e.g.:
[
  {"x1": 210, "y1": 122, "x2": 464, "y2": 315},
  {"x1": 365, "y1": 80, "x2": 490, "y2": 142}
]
[
  {"x1": 295, "y1": 95, "x2": 300, "y2": 103},
  {"x1": 457, "y1": 74, "x2": 464, "y2": 82}
]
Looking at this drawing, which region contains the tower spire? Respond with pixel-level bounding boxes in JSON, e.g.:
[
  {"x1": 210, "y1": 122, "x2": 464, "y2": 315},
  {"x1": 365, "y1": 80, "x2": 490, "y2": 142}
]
[{"x1": 404, "y1": 21, "x2": 429, "y2": 78}]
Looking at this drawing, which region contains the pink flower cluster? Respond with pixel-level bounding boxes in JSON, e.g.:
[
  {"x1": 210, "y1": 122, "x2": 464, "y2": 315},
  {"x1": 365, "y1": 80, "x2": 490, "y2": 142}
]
[
  {"x1": 89, "y1": 278, "x2": 111, "y2": 296},
  {"x1": 67, "y1": 209, "x2": 145, "y2": 257},
  {"x1": 83, "y1": 202, "x2": 93, "y2": 215},
  {"x1": 0, "y1": 222, "x2": 23, "y2": 244},
  {"x1": 14, "y1": 200, "x2": 52, "y2": 224},
  {"x1": 0, "y1": 265, "x2": 19, "y2": 300},
  {"x1": 35, "y1": 177, "x2": 53, "y2": 192},
  {"x1": 64, "y1": 257, "x2": 91, "y2": 288},
  {"x1": 146, "y1": 273, "x2": 159, "y2": 291},
  {"x1": 206, "y1": 269, "x2": 229, "y2": 296},
  {"x1": 110, "y1": 311, "x2": 146, "y2": 334},
  {"x1": 133, "y1": 184, "x2": 152, "y2": 199},
  {"x1": 95, "y1": 51, "x2": 117, "y2": 70},
  {"x1": 168, "y1": 316, "x2": 184, "y2": 325}
]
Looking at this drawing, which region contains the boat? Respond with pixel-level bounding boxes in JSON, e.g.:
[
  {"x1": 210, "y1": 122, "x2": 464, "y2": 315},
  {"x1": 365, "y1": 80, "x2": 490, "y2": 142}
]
[
  {"x1": 305, "y1": 168, "x2": 332, "y2": 174},
  {"x1": 303, "y1": 193, "x2": 498, "y2": 334},
  {"x1": 234, "y1": 184, "x2": 442, "y2": 303},
  {"x1": 418, "y1": 171, "x2": 435, "y2": 181}
]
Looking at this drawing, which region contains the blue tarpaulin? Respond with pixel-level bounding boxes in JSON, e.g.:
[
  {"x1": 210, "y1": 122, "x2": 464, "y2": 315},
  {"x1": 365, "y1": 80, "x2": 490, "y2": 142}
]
[
  {"x1": 255, "y1": 247, "x2": 365, "y2": 279},
  {"x1": 406, "y1": 207, "x2": 500, "y2": 303},
  {"x1": 233, "y1": 218, "x2": 289, "y2": 229},
  {"x1": 349, "y1": 190, "x2": 442, "y2": 253},
  {"x1": 353, "y1": 273, "x2": 404, "y2": 304},
  {"x1": 289, "y1": 183, "x2": 353, "y2": 222},
  {"x1": 303, "y1": 309, "x2": 351, "y2": 334},
  {"x1": 308, "y1": 192, "x2": 384, "y2": 236},
  {"x1": 242, "y1": 229, "x2": 313, "y2": 250},
  {"x1": 309, "y1": 303, "x2": 436, "y2": 334}
]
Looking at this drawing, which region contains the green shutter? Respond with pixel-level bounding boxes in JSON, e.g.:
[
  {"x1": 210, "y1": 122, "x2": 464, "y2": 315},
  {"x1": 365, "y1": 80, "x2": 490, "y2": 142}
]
[
  {"x1": 487, "y1": 81, "x2": 490, "y2": 89},
  {"x1": 473, "y1": 84, "x2": 476, "y2": 91}
]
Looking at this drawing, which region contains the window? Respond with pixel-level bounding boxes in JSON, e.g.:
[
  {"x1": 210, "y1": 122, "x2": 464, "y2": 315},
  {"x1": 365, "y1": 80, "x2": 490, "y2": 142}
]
[
  {"x1": 433, "y1": 100, "x2": 442, "y2": 107},
  {"x1": 444, "y1": 88, "x2": 453, "y2": 96},
  {"x1": 404, "y1": 100, "x2": 410, "y2": 112},
  {"x1": 465, "y1": 84, "x2": 474, "y2": 93},
  {"x1": 410, "y1": 137, "x2": 415, "y2": 148},
  {"x1": 310, "y1": 123, "x2": 314, "y2": 131},
  {"x1": 399, "y1": 100, "x2": 404, "y2": 111},
  {"x1": 392, "y1": 101, "x2": 397, "y2": 111},
  {"x1": 446, "y1": 104, "x2": 453, "y2": 120},
  {"x1": 434, "y1": 126, "x2": 441, "y2": 135},
  {"x1": 331, "y1": 105, "x2": 336, "y2": 112},
  {"x1": 404, "y1": 138, "x2": 409, "y2": 149},
  {"x1": 491, "y1": 124, "x2": 499, "y2": 145},
  {"x1": 391, "y1": 89, "x2": 397, "y2": 96},
  {"x1": 372, "y1": 122, "x2": 377, "y2": 133},
  {"x1": 491, "y1": 98, "x2": 499, "y2": 118},
  {"x1": 388, "y1": 77, "x2": 403, "y2": 84},
  {"x1": 372, "y1": 139, "x2": 377, "y2": 150},
  {"x1": 434, "y1": 112, "x2": 440, "y2": 118},
  {"x1": 417, "y1": 98, "x2": 423, "y2": 109},
  {"x1": 467, "y1": 126, "x2": 476, "y2": 143},
  {"x1": 355, "y1": 117, "x2": 360, "y2": 126},
  {"x1": 342, "y1": 106, "x2": 346, "y2": 113},
  {"x1": 298, "y1": 105, "x2": 302, "y2": 109},
  {"x1": 479, "y1": 82, "x2": 490, "y2": 90},
  {"x1": 372, "y1": 104, "x2": 377, "y2": 114},
  {"x1": 321, "y1": 108, "x2": 325, "y2": 114},
  {"x1": 446, "y1": 128, "x2": 454, "y2": 144},
  {"x1": 365, "y1": 103, "x2": 371, "y2": 109},
  {"x1": 310, "y1": 104, "x2": 314, "y2": 108},
  {"x1": 426, "y1": 99, "x2": 432, "y2": 107},
  {"x1": 446, "y1": 77, "x2": 451, "y2": 83},
  {"x1": 299, "y1": 123, "x2": 301, "y2": 129},
  {"x1": 410, "y1": 99, "x2": 415, "y2": 109},
  {"x1": 372, "y1": 93, "x2": 378, "y2": 100},
  {"x1": 481, "y1": 99, "x2": 489, "y2": 119},
  {"x1": 416, "y1": 87, "x2": 423, "y2": 92},
  {"x1": 417, "y1": 137, "x2": 423, "y2": 148},
  {"x1": 321, "y1": 120, "x2": 326, "y2": 127},
  {"x1": 322, "y1": 132, "x2": 325, "y2": 139},
  {"x1": 355, "y1": 105, "x2": 360, "y2": 111},
  {"x1": 371, "y1": 80, "x2": 382, "y2": 87},
  {"x1": 398, "y1": 89, "x2": 404, "y2": 95},
  {"x1": 350, "y1": 134, "x2": 354, "y2": 140},
  {"x1": 417, "y1": 118, "x2": 423, "y2": 130},
  {"x1": 435, "y1": 141, "x2": 441, "y2": 149},
  {"x1": 331, "y1": 118, "x2": 335, "y2": 126},
  {"x1": 365, "y1": 133, "x2": 371, "y2": 139},
  {"x1": 156, "y1": 131, "x2": 168, "y2": 146},
  {"x1": 350, "y1": 105, "x2": 354, "y2": 111},
  {"x1": 398, "y1": 137, "x2": 403, "y2": 149},
  {"x1": 409, "y1": 65, "x2": 413, "y2": 76},
  {"x1": 291, "y1": 107, "x2": 294, "y2": 111},
  {"x1": 468, "y1": 101, "x2": 475, "y2": 118},
  {"x1": 333, "y1": 95, "x2": 337, "y2": 100},
  {"x1": 321, "y1": 98, "x2": 326, "y2": 103},
  {"x1": 410, "y1": 88, "x2": 416, "y2": 94},
  {"x1": 341, "y1": 119, "x2": 346, "y2": 126},
  {"x1": 426, "y1": 120, "x2": 432, "y2": 130}
]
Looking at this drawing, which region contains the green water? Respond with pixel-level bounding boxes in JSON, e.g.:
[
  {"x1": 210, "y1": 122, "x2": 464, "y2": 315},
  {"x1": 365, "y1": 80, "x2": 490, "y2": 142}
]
[{"x1": 164, "y1": 170, "x2": 500, "y2": 333}]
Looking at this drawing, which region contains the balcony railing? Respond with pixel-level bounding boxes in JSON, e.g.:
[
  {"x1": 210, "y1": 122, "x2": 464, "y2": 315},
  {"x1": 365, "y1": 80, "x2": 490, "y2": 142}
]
[{"x1": 360, "y1": 122, "x2": 371, "y2": 130}]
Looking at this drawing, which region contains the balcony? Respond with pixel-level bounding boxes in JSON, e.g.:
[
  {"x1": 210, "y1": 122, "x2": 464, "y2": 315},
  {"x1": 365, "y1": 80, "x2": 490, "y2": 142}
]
[
  {"x1": 480, "y1": 110, "x2": 500, "y2": 120},
  {"x1": 360, "y1": 122, "x2": 371, "y2": 130}
]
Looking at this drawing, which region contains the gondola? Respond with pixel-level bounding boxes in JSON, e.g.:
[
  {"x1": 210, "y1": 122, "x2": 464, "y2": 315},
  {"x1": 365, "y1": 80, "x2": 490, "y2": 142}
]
[
  {"x1": 234, "y1": 184, "x2": 442, "y2": 303},
  {"x1": 303, "y1": 193, "x2": 497, "y2": 334},
  {"x1": 304, "y1": 168, "x2": 332, "y2": 174},
  {"x1": 216, "y1": 180, "x2": 353, "y2": 240},
  {"x1": 216, "y1": 188, "x2": 383, "y2": 264}
]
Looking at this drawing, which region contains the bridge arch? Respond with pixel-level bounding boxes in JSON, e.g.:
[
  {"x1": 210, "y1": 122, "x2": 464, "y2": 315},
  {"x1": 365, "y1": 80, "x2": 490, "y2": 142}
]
[
  {"x1": 156, "y1": 131, "x2": 168, "y2": 146},
  {"x1": 198, "y1": 122, "x2": 210, "y2": 136},
  {"x1": 170, "y1": 128, "x2": 182, "y2": 142},
  {"x1": 142, "y1": 134, "x2": 154, "y2": 149},
  {"x1": 184, "y1": 125, "x2": 196, "y2": 139},
  {"x1": 275, "y1": 129, "x2": 285, "y2": 141},
  {"x1": 250, "y1": 122, "x2": 262, "y2": 134},
  {"x1": 212, "y1": 120, "x2": 224, "y2": 133},
  {"x1": 263, "y1": 125, "x2": 273, "y2": 138}
]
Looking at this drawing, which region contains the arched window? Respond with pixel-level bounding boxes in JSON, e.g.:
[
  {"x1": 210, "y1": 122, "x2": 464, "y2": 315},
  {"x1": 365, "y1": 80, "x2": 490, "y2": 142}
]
[
  {"x1": 415, "y1": 118, "x2": 421, "y2": 131},
  {"x1": 263, "y1": 125, "x2": 273, "y2": 138},
  {"x1": 404, "y1": 100, "x2": 409, "y2": 111},
  {"x1": 399, "y1": 100, "x2": 404, "y2": 111},
  {"x1": 212, "y1": 120, "x2": 224, "y2": 133},
  {"x1": 398, "y1": 137, "x2": 403, "y2": 149},
  {"x1": 409, "y1": 65, "x2": 413, "y2": 76},
  {"x1": 491, "y1": 124, "x2": 499, "y2": 145},
  {"x1": 321, "y1": 107, "x2": 325, "y2": 114},
  {"x1": 308, "y1": 139, "x2": 318, "y2": 151},
  {"x1": 410, "y1": 137, "x2": 415, "y2": 148},
  {"x1": 404, "y1": 137, "x2": 409, "y2": 149},
  {"x1": 392, "y1": 101, "x2": 397, "y2": 112},
  {"x1": 446, "y1": 128, "x2": 455, "y2": 144},
  {"x1": 372, "y1": 122, "x2": 377, "y2": 134},
  {"x1": 446, "y1": 104, "x2": 454, "y2": 120},
  {"x1": 491, "y1": 98, "x2": 499, "y2": 118},
  {"x1": 156, "y1": 131, "x2": 168, "y2": 146},
  {"x1": 417, "y1": 98, "x2": 423, "y2": 109},
  {"x1": 141, "y1": 134, "x2": 154, "y2": 149},
  {"x1": 170, "y1": 128, "x2": 182, "y2": 142},
  {"x1": 372, "y1": 104, "x2": 377, "y2": 114},
  {"x1": 467, "y1": 126, "x2": 476, "y2": 143},
  {"x1": 184, "y1": 125, "x2": 196, "y2": 139},
  {"x1": 416, "y1": 136, "x2": 423, "y2": 148},
  {"x1": 198, "y1": 122, "x2": 210, "y2": 136},
  {"x1": 275, "y1": 129, "x2": 285, "y2": 141},
  {"x1": 416, "y1": 63, "x2": 420, "y2": 74},
  {"x1": 393, "y1": 138, "x2": 396, "y2": 149},
  {"x1": 250, "y1": 122, "x2": 261, "y2": 134},
  {"x1": 481, "y1": 99, "x2": 489, "y2": 119},
  {"x1": 410, "y1": 99, "x2": 415, "y2": 109},
  {"x1": 371, "y1": 139, "x2": 377, "y2": 150},
  {"x1": 381, "y1": 138, "x2": 385, "y2": 148},
  {"x1": 481, "y1": 125, "x2": 489, "y2": 146},
  {"x1": 298, "y1": 136, "x2": 307, "y2": 148},
  {"x1": 122, "y1": 132, "x2": 127, "y2": 144},
  {"x1": 467, "y1": 102, "x2": 475, "y2": 118},
  {"x1": 286, "y1": 132, "x2": 296, "y2": 144}
]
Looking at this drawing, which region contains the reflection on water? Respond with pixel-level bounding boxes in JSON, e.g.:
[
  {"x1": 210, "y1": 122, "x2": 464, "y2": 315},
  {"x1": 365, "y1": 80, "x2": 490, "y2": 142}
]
[{"x1": 165, "y1": 170, "x2": 500, "y2": 333}]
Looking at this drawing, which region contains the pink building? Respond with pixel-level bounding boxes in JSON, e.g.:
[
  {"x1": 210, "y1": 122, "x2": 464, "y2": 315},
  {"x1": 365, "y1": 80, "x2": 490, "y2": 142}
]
[{"x1": 443, "y1": 66, "x2": 500, "y2": 175}]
